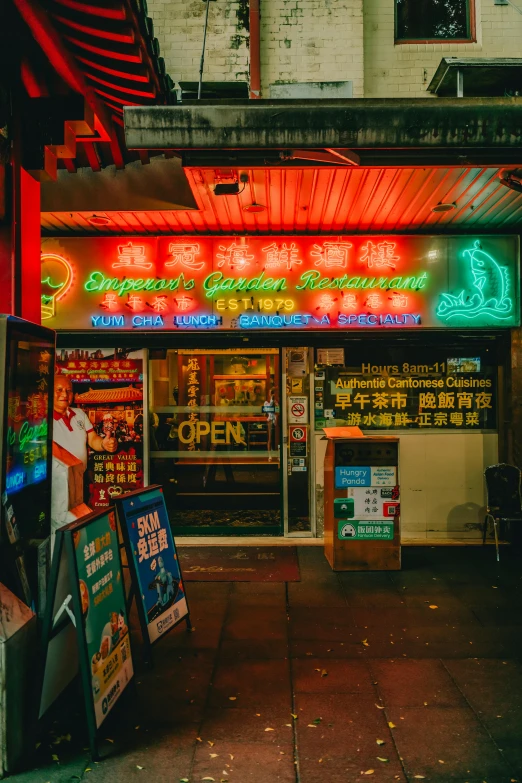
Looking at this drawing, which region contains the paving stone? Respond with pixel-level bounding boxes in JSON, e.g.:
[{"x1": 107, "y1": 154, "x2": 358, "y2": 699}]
[
  {"x1": 191, "y1": 739, "x2": 296, "y2": 782},
  {"x1": 289, "y1": 614, "x2": 355, "y2": 641},
  {"x1": 223, "y1": 604, "x2": 288, "y2": 640},
  {"x1": 219, "y1": 638, "x2": 289, "y2": 660},
  {"x1": 294, "y1": 693, "x2": 404, "y2": 779},
  {"x1": 199, "y1": 706, "x2": 294, "y2": 743},
  {"x1": 290, "y1": 638, "x2": 366, "y2": 659},
  {"x1": 229, "y1": 581, "x2": 287, "y2": 606},
  {"x1": 208, "y1": 658, "x2": 291, "y2": 709},
  {"x1": 293, "y1": 657, "x2": 374, "y2": 694},
  {"x1": 387, "y1": 706, "x2": 513, "y2": 781},
  {"x1": 369, "y1": 659, "x2": 467, "y2": 708},
  {"x1": 351, "y1": 605, "x2": 481, "y2": 629},
  {"x1": 287, "y1": 579, "x2": 347, "y2": 607}
]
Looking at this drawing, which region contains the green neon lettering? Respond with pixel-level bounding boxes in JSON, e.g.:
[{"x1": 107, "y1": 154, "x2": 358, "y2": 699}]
[
  {"x1": 347, "y1": 277, "x2": 361, "y2": 288},
  {"x1": 203, "y1": 272, "x2": 286, "y2": 298},
  {"x1": 84, "y1": 271, "x2": 195, "y2": 297}
]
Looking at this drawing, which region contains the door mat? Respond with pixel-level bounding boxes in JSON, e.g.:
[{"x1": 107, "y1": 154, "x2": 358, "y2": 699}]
[{"x1": 178, "y1": 546, "x2": 300, "y2": 582}]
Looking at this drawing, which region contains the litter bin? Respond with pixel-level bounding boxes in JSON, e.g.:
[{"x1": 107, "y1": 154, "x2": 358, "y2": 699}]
[{"x1": 323, "y1": 427, "x2": 401, "y2": 571}]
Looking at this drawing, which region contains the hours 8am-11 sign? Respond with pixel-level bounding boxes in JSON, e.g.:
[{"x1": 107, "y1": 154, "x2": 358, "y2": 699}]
[{"x1": 40, "y1": 235, "x2": 520, "y2": 331}]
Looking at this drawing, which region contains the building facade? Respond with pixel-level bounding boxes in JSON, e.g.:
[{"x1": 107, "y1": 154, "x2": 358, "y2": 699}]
[{"x1": 148, "y1": 0, "x2": 522, "y2": 99}]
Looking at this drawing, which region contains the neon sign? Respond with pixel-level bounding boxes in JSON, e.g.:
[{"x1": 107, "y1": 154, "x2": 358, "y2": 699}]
[
  {"x1": 41, "y1": 235, "x2": 520, "y2": 330},
  {"x1": 437, "y1": 240, "x2": 514, "y2": 322},
  {"x1": 41, "y1": 253, "x2": 74, "y2": 320}
]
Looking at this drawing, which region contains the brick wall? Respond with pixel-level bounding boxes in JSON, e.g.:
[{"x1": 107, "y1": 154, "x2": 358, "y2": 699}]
[
  {"x1": 148, "y1": 0, "x2": 522, "y2": 99},
  {"x1": 147, "y1": 0, "x2": 250, "y2": 86},
  {"x1": 259, "y1": 0, "x2": 364, "y2": 97},
  {"x1": 364, "y1": 0, "x2": 522, "y2": 98}
]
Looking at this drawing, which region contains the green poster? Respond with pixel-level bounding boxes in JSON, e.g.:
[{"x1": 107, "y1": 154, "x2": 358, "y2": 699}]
[
  {"x1": 338, "y1": 520, "x2": 394, "y2": 540},
  {"x1": 72, "y1": 509, "x2": 133, "y2": 728}
]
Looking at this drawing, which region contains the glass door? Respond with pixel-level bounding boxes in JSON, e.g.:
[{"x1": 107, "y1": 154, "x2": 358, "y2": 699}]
[{"x1": 149, "y1": 349, "x2": 282, "y2": 535}]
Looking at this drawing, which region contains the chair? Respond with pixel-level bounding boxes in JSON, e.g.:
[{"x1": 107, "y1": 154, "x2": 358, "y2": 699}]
[{"x1": 483, "y1": 463, "x2": 522, "y2": 562}]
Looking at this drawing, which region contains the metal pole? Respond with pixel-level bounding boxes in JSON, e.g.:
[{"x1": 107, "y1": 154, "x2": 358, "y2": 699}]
[{"x1": 198, "y1": 0, "x2": 211, "y2": 100}]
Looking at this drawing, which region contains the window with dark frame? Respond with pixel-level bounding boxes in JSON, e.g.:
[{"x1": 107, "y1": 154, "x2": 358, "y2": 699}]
[{"x1": 396, "y1": 0, "x2": 472, "y2": 42}]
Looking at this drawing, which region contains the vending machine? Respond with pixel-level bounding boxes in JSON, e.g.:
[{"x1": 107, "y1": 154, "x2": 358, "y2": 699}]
[
  {"x1": 0, "y1": 316, "x2": 55, "y2": 607},
  {"x1": 323, "y1": 427, "x2": 400, "y2": 571}
]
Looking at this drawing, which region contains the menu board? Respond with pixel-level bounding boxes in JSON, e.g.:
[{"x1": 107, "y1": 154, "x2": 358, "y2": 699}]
[{"x1": 71, "y1": 508, "x2": 133, "y2": 729}]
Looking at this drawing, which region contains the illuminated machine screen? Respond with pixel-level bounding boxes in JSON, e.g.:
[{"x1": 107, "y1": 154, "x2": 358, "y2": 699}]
[{"x1": 1, "y1": 318, "x2": 54, "y2": 541}]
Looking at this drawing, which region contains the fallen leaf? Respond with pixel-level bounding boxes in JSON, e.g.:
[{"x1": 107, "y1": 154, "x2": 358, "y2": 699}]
[
  {"x1": 202, "y1": 778, "x2": 215, "y2": 782},
  {"x1": 228, "y1": 696, "x2": 237, "y2": 701},
  {"x1": 413, "y1": 777, "x2": 425, "y2": 780},
  {"x1": 313, "y1": 718, "x2": 322, "y2": 724},
  {"x1": 52, "y1": 755, "x2": 59, "y2": 762},
  {"x1": 210, "y1": 753, "x2": 218, "y2": 758},
  {"x1": 135, "y1": 726, "x2": 140, "y2": 730},
  {"x1": 307, "y1": 724, "x2": 317, "y2": 728},
  {"x1": 492, "y1": 586, "x2": 498, "y2": 589},
  {"x1": 318, "y1": 758, "x2": 323, "y2": 762},
  {"x1": 364, "y1": 771, "x2": 375, "y2": 775},
  {"x1": 377, "y1": 757, "x2": 389, "y2": 763},
  {"x1": 264, "y1": 727, "x2": 274, "y2": 732},
  {"x1": 315, "y1": 668, "x2": 321, "y2": 672},
  {"x1": 197, "y1": 737, "x2": 202, "y2": 742},
  {"x1": 375, "y1": 704, "x2": 385, "y2": 710},
  {"x1": 255, "y1": 713, "x2": 261, "y2": 717},
  {"x1": 291, "y1": 713, "x2": 298, "y2": 719},
  {"x1": 423, "y1": 702, "x2": 428, "y2": 706},
  {"x1": 85, "y1": 769, "x2": 92, "y2": 773},
  {"x1": 229, "y1": 755, "x2": 234, "y2": 760},
  {"x1": 376, "y1": 739, "x2": 385, "y2": 745},
  {"x1": 207, "y1": 741, "x2": 215, "y2": 747},
  {"x1": 305, "y1": 652, "x2": 313, "y2": 656},
  {"x1": 136, "y1": 766, "x2": 143, "y2": 771},
  {"x1": 105, "y1": 738, "x2": 114, "y2": 744},
  {"x1": 285, "y1": 723, "x2": 292, "y2": 726},
  {"x1": 438, "y1": 760, "x2": 445, "y2": 764},
  {"x1": 388, "y1": 722, "x2": 396, "y2": 728},
  {"x1": 362, "y1": 639, "x2": 369, "y2": 647},
  {"x1": 180, "y1": 779, "x2": 189, "y2": 782},
  {"x1": 321, "y1": 669, "x2": 328, "y2": 677},
  {"x1": 429, "y1": 605, "x2": 438, "y2": 610}
]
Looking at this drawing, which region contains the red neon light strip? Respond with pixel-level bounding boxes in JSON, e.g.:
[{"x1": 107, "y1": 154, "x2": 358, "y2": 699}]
[
  {"x1": 74, "y1": 53, "x2": 149, "y2": 83},
  {"x1": 52, "y1": 0, "x2": 126, "y2": 21},
  {"x1": 21, "y1": 57, "x2": 48, "y2": 97},
  {"x1": 64, "y1": 32, "x2": 143, "y2": 63},
  {"x1": 85, "y1": 71, "x2": 156, "y2": 99},
  {"x1": 52, "y1": 13, "x2": 135, "y2": 44}
]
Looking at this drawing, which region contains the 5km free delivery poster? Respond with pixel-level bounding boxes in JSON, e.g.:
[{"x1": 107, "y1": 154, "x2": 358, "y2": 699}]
[{"x1": 117, "y1": 487, "x2": 188, "y2": 643}]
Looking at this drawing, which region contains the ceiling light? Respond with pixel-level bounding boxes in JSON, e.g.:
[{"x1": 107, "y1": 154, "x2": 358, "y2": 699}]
[
  {"x1": 214, "y1": 183, "x2": 241, "y2": 196},
  {"x1": 500, "y1": 168, "x2": 522, "y2": 193},
  {"x1": 243, "y1": 202, "x2": 266, "y2": 213},
  {"x1": 431, "y1": 203, "x2": 457, "y2": 213},
  {"x1": 88, "y1": 214, "x2": 111, "y2": 226}
]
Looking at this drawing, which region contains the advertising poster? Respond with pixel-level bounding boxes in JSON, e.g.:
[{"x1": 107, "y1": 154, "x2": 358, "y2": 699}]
[
  {"x1": 53, "y1": 349, "x2": 144, "y2": 524},
  {"x1": 116, "y1": 487, "x2": 188, "y2": 644},
  {"x1": 0, "y1": 317, "x2": 54, "y2": 605},
  {"x1": 71, "y1": 509, "x2": 133, "y2": 728}
]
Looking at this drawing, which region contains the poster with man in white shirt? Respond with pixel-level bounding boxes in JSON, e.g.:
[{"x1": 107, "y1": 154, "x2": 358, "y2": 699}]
[{"x1": 51, "y1": 373, "x2": 117, "y2": 545}]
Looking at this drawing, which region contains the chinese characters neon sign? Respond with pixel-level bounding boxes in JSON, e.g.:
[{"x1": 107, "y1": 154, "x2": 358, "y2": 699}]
[{"x1": 41, "y1": 236, "x2": 519, "y2": 331}]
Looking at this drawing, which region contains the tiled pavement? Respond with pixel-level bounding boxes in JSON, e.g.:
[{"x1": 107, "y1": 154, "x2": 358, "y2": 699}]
[{"x1": 12, "y1": 546, "x2": 522, "y2": 783}]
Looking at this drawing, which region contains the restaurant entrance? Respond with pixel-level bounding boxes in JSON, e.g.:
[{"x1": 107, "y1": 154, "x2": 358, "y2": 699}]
[{"x1": 149, "y1": 348, "x2": 283, "y2": 535}]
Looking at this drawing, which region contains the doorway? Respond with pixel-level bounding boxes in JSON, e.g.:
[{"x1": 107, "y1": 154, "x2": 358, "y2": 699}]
[{"x1": 149, "y1": 349, "x2": 282, "y2": 535}]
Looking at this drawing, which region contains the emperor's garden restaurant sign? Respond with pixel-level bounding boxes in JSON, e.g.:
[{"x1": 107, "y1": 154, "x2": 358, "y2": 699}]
[{"x1": 41, "y1": 235, "x2": 520, "y2": 330}]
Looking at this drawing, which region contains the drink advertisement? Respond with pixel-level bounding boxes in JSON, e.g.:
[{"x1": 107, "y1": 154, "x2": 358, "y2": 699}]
[
  {"x1": 52, "y1": 349, "x2": 144, "y2": 537},
  {"x1": 116, "y1": 486, "x2": 188, "y2": 644},
  {"x1": 0, "y1": 317, "x2": 54, "y2": 605},
  {"x1": 71, "y1": 508, "x2": 133, "y2": 728}
]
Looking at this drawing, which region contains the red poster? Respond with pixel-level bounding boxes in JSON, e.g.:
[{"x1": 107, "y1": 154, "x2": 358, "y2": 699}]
[{"x1": 52, "y1": 349, "x2": 144, "y2": 535}]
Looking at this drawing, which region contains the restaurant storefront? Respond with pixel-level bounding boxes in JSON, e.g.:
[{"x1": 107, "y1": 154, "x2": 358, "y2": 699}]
[{"x1": 41, "y1": 232, "x2": 519, "y2": 540}]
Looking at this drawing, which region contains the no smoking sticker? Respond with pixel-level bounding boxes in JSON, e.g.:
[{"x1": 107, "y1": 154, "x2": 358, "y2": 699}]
[{"x1": 288, "y1": 396, "x2": 309, "y2": 424}]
